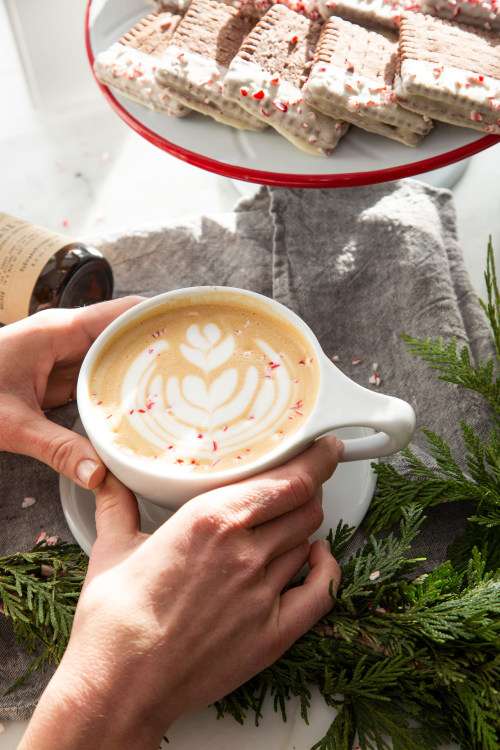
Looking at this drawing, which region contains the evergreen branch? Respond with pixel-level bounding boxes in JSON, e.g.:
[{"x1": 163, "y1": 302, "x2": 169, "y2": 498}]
[
  {"x1": 400, "y1": 334, "x2": 500, "y2": 415},
  {"x1": 0, "y1": 542, "x2": 87, "y2": 694},
  {"x1": 479, "y1": 237, "x2": 500, "y2": 361}
]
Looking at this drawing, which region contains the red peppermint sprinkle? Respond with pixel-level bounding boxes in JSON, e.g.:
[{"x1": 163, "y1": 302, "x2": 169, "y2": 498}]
[
  {"x1": 273, "y1": 100, "x2": 288, "y2": 113},
  {"x1": 270, "y1": 76, "x2": 280, "y2": 84},
  {"x1": 129, "y1": 409, "x2": 134, "y2": 415},
  {"x1": 261, "y1": 109, "x2": 271, "y2": 117},
  {"x1": 212, "y1": 441, "x2": 218, "y2": 452},
  {"x1": 253, "y1": 89, "x2": 265, "y2": 100},
  {"x1": 97, "y1": 400, "x2": 102, "y2": 405},
  {"x1": 138, "y1": 409, "x2": 146, "y2": 413},
  {"x1": 197, "y1": 433, "x2": 203, "y2": 439},
  {"x1": 240, "y1": 87, "x2": 248, "y2": 96},
  {"x1": 223, "y1": 425, "x2": 228, "y2": 432},
  {"x1": 471, "y1": 111, "x2": 483, "y2": 121}
]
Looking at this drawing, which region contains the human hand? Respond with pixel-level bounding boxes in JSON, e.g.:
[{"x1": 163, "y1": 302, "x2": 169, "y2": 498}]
[
  {"x1": 20, "y1": 436, "x2": 342, "y2": 750},
  {"x1": 0, "y1": 297, "x2": 142, "y2": 489}
]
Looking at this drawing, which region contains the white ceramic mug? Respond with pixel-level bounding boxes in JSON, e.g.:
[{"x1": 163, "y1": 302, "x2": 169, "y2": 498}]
[{"x1": 77, "y1": 286, "x2": 415, "y2": 516}]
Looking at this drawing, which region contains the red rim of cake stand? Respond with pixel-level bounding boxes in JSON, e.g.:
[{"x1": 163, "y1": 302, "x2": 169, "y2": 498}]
[{"x1": 85, "y1": 1, "x2": 500, "y2": 188}]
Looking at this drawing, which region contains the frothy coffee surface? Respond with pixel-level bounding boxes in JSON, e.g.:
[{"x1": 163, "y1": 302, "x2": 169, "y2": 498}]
[{"x1": 89, "y1": 295, "x2": 319, "y2": 472}]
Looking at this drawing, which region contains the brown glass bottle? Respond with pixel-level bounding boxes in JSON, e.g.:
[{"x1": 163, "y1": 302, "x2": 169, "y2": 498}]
[{"x1": 0, "y1": 212, "x2": 113, "y2": 325}]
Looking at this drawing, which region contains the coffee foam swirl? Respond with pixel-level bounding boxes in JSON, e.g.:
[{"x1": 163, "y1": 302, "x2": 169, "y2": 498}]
[{"x1": 90, "y1": 300, "x2": 318, "y2": 471}]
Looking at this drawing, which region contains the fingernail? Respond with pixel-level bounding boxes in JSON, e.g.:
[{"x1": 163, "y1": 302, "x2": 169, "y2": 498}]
[{"x1": 77, "y1": 459, "x2": 100, "y2": 488}]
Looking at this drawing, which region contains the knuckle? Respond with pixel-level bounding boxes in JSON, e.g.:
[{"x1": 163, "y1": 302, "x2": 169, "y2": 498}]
[
  {"x1": 42, "y1": 434, "x2": 78, "y2": 473},
  {"x1": 305, "y1": 496, "x2": 324, "y2": 530},
  {"x1": 286, "y1": 469, "x2": 316, "y2": 507}
]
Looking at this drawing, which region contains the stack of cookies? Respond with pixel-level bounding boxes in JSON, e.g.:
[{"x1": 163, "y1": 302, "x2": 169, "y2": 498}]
[
  {"x1": 93, "y1": 9, "x2": 190, "y2": 117},
  {"x1": 395, "y1": 11, "x2": 500, "y2": 134},
  {"x1": 303, "y1": 15, "x2": 433, "y2": 145},
  {"x1": 223, "y1": 3, "x2": 349, "y2": 154},
  {"x1": 93, "y1": 0, "x2": 500, "y2": 156}
]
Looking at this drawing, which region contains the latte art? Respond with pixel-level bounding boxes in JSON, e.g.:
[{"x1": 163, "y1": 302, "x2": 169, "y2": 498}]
[{"x1": 89, "y1": 298, "x2": 318, "y2": 471}]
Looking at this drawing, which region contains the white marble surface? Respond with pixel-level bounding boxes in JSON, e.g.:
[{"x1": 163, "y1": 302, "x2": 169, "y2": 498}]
[{"x1": 1, "y1": 0, "x2": 499, "y2": 746}]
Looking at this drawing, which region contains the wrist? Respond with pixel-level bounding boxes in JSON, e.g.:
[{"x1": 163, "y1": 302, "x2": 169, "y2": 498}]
[{"x1": 19, "y1": 648, "x2": 173, "y2": 750}]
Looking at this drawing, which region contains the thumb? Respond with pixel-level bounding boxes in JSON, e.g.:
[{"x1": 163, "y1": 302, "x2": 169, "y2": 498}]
[
  {"x1": 93, "y1": 471, "x2": 141, "y2": 539},
  {"x1": 15, "y1": 412, "x2": 106, "y2": 489}
]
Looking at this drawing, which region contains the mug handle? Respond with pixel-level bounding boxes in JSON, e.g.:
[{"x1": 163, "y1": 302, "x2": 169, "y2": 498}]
[{"x1": 314, "y1": 359, "x2": 416, "y2": 462}]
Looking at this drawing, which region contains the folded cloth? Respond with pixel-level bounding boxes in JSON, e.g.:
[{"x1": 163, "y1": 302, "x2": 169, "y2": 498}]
[{"x1": 0, "y1": 179, "x2": 494, "y2": 720}]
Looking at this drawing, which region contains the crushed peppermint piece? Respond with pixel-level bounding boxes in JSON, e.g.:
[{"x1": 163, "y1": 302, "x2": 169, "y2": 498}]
[
  {"x1": 331, "y1": 354, "x2": 339, "y2": 362},
  {"x1": 369, "y1": 373, "x2": 381, "y2": 386},
  {"x1": 372, "y1": 362, "x2": 378, "y2": 370},
  {"x1": 351, "y1": 357, "x2": 362, "y2": 365},
  {"x1": 22, "y1": 496, "x2": 36, "y2": 508}
]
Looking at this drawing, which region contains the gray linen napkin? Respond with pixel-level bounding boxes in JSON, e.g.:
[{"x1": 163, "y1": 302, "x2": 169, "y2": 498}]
[{"x1": 0, "y1": 180, "x2": 494, "y2": 720}]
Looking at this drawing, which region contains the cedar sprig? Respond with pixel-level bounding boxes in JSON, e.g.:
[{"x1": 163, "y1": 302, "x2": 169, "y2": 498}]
[
  {"x1": 0, "y1": 542, "x2": 88, "y2": 694},
  {"x1": 216, "y1": 516, "x2": 500, "y2": 750}
]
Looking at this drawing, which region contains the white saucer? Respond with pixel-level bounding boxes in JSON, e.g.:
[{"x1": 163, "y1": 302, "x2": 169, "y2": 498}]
[{"x1": 60, "y1": 419, "x2": 376, "y2": 556}]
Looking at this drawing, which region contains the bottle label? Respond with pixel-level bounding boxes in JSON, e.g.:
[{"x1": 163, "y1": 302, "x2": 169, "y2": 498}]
[{"x1": 0, "y1": 212, "x2": 73, "y2": 325}]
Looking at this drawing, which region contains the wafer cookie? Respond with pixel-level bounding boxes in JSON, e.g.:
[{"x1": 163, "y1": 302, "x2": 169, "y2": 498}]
[
  {"x1": 420, "y1": 0, "x2": 500, "y2": 30},
  {"x1": 93, "y1": 11, "x2": 190, "y2": 117},
  {"x1": 224, "y1": 4, "x2": 348, "y2": 155},
  {"x1": 304, "y1": 16, "x2": 432, "y2": 145},
  {"x1": 317, "y1": 0, "x2": 421, "y2": 31},
  {"x1": 395, "y1": 12, "x2": 500, "y2": 133},
  {"x1": 154, "y1": 0, "x2": 267, "y2": 130}
]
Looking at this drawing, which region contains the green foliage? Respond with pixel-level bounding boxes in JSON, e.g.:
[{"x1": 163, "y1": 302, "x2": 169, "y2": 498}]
[
  {"x1": 0, "y1": 542, "x2": 87, "y2": 694},
  {"x1": 216, "y1": 511, "x2": 500, "y2": 750}
]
